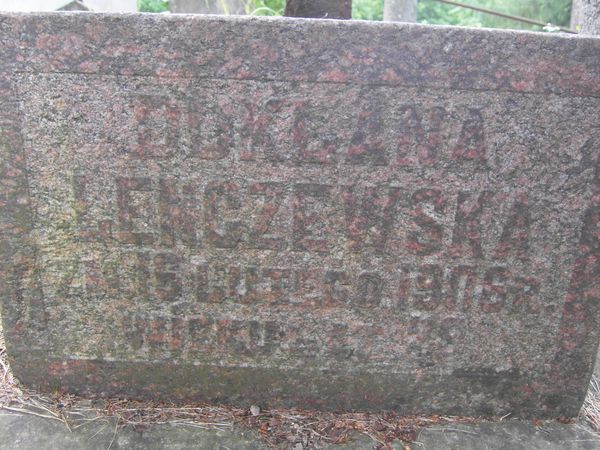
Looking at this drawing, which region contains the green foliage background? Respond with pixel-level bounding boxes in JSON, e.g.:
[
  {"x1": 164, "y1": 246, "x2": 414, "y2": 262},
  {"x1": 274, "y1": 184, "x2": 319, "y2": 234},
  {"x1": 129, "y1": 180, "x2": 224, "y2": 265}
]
[
  {"x1": 417, "y1": 0, "x2": 571, "y2": 30},
  {"x1": 138, "y1": 0, "x2": 169, "y2": 12},
  {"x1": 138, "y1": 0, "x2": 573, "y2": 31},
  {"x1": 353, "y1": 0, "x2": 384, "y2": 20}
]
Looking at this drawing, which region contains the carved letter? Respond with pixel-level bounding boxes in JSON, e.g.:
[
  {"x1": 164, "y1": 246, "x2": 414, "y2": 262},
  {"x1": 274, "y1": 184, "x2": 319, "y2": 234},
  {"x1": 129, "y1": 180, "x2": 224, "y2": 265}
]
[
  {"x1": 159, "y1": 179, "x2": 200, "y2": 248},
  {"x1": 445, "y1": 265, "x2": 478, "y2": 311},
  {"x1": 495, "y1": 193, "x2": 531, "y2": 261},
  {"x1": 204, "y1": 182, "x2": 244, "y2": 248},
  {"x1": 480, "y1": 266, "x2": 510, "y2": 312},
  {"x1": 117, "y1": 176, "x2": 156, "y2": 245},
  {"x1": 195, "y1": 264, "x2": 239, "y2": 303},
  {"x1": 346, "y1": 99, "x2": 387, "y2": 166},
  {"x1": 72, "y1": 174, "x2": 113, "y2": 241},
  {"x1": 188, "y1": 95, "x2": 233, "y2": 160},
  {"x1": 451, "y1": 191, "x2": 494, "y2": 258},
  {"x1": 408, "y1": 188, "x2": 446, "y2": 256},
  {"x1": 292, "y1": 184, "x2": 332, "y2": 253},
  {"x1": 323, "y1": 270, "x2": 351, "y2": 307},
  {"x1": 413, "y1": 264, "x2": 443, "y2": 311},
  {"x1": 248, "y1": 182, "x2": 286, "y2": 250},
  {"x1": 154, "y1": 252, "x2": 182, "y2": 302},
  {"x1": 292, "y1": 102, "x2": 337, "y2": 165},
  {"x1": 343, "y1": 185, "x2": 401, "y2": 253},
  {"x1": 132, "y1": 95, "x2": 180, "y2": 159},
  {"x1": 453, "y1": 108, "x2": 486, "y2": 162},
  {"x1": 354, "y1": 272, "x2": 384, "y2": 308}
]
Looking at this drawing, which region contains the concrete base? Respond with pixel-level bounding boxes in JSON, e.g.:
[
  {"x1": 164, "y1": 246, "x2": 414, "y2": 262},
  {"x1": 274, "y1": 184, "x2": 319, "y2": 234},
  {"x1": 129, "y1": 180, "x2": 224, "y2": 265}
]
[{"x1": 1, "y1": 413, "x2": 599, "y2": 450}]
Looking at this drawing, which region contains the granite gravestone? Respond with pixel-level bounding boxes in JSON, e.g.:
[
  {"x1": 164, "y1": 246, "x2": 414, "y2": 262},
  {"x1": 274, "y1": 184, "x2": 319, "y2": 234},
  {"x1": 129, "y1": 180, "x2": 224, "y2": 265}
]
[{"x1": 1, "y1": 13, "x2": 600, "y2": 418}]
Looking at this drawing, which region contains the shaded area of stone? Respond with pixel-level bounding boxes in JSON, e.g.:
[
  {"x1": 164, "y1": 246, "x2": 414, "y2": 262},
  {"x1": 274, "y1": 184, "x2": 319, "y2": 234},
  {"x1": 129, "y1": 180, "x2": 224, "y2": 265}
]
[{"x1": 0, "y1": 13, "x2": 600, "y2": 418}]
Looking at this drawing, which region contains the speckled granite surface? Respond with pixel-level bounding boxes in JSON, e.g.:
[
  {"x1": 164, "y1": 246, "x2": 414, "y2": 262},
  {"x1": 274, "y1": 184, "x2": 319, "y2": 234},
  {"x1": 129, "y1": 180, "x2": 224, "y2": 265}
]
[{"x1": 0, "y1": 13, "x2": 600, "y2": 417}]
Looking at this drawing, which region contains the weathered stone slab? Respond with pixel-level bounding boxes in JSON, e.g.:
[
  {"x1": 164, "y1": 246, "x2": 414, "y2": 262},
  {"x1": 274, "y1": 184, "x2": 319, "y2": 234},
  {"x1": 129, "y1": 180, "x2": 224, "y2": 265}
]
[{"x1": 1, "y1": 13, "x2": 600, "y2": 418}]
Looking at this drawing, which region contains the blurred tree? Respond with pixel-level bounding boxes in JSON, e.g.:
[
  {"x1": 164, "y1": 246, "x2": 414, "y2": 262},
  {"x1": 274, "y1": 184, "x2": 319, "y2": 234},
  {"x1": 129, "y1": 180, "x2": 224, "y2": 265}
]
[
  {"x1": 571, "y1": 0, "x2": 585, "y2": 28},
  {"x1": 384, "y1": 0, "x2": 417, "y2": 22},
  {"x1": 169, "y1": 0, "x2": 246, "y2": 14},
  {"x1": 284, "y1": 0, "x2": 353, "y2": 18},
  {"x1": 571, "y1": 0, "x2": 600, "y2": 33},
  {"x1": 353, "y1": 0, "x2": 384, "y2": 19}
]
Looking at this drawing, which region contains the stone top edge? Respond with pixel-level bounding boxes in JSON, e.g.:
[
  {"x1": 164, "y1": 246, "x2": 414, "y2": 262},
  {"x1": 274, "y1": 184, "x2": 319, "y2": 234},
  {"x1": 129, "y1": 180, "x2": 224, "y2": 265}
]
[
  {"x1": 0, "y1": 11, "x2": 599, "y2": 98},
  {"x1": 2, "y1": 10, "x2": 599, "y2": 42}
]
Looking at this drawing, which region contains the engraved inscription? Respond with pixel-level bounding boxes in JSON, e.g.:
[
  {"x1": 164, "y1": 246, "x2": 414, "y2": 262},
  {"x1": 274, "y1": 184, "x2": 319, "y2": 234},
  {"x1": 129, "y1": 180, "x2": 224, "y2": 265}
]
[
  {"x1": 89, "y1": 259, "x2": 547, "y2": 360},
  {"x1": 77, "y1": 258, "x2": 544, "y2": 312},
  {"x1": 72, "y1": 177, "x2": 532, "y2": 261},
  {"x1": 127, "y1": 89, "x2": 486, "y2": 167}
]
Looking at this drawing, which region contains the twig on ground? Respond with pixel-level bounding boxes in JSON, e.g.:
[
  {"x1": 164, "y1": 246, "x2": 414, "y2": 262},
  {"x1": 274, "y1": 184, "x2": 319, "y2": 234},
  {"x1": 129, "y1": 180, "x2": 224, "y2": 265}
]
[
  {"x1": 106, "y1": 417, "x2": 119, "y2": 450},
  {"x1": 0, "y1": 405, "x2": 66, "y2": 422},
  {"x1": 582, "y1": 374, "x2": 600, "y2": 432}
]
